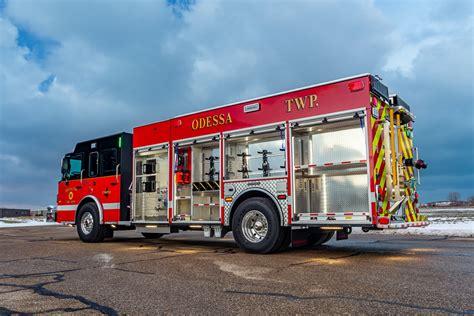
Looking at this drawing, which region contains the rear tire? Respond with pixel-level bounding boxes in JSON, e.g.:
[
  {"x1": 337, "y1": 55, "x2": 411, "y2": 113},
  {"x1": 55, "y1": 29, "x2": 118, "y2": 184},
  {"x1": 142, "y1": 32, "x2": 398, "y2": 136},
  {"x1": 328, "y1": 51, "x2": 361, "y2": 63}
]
[
  {"x1": 307, "y1": 230, "x2": 334, "y2": 247},
  {"x1": 76, "y1": 203, "x2": 105, "y2": 242},
  {"x1": 141, "y1": 233, "x2": 163, "y2": 239},
  {"x1": 322, "y1": 231, "x2": 335, "y2": 243},
  {"x1": 232, "y1": 197, "x2": 284, "y2": 254}
]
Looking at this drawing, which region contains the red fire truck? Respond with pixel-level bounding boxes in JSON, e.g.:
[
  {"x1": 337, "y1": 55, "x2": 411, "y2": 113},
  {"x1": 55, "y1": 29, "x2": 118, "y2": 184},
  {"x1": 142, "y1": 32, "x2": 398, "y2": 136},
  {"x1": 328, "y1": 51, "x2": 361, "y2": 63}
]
[{"x1": 57, "y1": 74, "x2": 428, "y2": 253}]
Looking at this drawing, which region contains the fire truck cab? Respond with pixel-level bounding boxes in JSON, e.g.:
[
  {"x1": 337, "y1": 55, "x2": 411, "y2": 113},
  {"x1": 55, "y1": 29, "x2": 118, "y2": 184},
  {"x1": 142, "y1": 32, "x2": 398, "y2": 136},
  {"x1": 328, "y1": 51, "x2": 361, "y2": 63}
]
[
  {"x1": 57, "y1": 133, "x2": 133, "y2": 241},
  {"x1": 56, "y1": 74, "x2": 428, "y2": 253}
]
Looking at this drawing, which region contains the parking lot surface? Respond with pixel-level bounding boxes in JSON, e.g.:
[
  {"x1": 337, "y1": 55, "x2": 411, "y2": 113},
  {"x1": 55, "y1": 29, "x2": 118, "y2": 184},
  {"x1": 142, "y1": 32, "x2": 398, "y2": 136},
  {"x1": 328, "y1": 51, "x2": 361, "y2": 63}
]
[{"x1": 0, "y1": 226, "x2": 473, "y2": 314}]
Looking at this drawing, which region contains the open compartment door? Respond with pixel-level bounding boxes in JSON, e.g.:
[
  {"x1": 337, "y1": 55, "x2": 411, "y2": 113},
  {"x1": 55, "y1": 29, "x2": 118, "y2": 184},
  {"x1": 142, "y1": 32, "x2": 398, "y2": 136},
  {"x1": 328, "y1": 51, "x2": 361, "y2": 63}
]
[{"x1": 292, "y1": 113, "x2": 372, "y2": 225}]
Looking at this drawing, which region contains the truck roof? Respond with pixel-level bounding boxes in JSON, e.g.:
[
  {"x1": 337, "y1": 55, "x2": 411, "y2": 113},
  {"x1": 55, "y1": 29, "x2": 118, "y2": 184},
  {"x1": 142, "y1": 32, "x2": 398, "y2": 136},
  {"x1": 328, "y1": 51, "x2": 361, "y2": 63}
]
[
  {"x1": 135, "y1": 73, "x2": 371, "y2": 129},
  {"x1": 174, "y1": 73, "x2": 372, "y2": 119},
  {"x1": 73, "y1": 132, "x2": 132, "y2": 152}
]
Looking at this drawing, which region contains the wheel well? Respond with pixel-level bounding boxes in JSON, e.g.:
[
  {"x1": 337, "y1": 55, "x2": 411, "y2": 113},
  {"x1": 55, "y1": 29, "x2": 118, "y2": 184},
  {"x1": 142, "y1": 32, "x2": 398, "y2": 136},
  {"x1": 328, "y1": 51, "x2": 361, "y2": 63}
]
[
  {"x1": 229, "y1": 190, "x2": 281, "y2": 228},
  {"x1": 75, "y1": 198, "x2": 97, "y2": 225}
]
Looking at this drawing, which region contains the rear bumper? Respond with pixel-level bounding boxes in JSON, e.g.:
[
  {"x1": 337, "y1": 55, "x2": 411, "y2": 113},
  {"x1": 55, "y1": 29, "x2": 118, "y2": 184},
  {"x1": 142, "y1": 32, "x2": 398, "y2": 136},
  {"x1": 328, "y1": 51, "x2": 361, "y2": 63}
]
[{"x1": 377, "y1": 221, "x2": 430, "y2": 229}]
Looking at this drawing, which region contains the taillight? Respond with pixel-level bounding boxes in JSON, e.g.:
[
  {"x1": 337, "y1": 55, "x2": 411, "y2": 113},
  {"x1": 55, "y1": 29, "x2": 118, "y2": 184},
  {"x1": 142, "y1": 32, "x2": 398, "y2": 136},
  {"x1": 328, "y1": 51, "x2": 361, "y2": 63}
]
[{"x1": 378, "y1": 217, "x2": 389, "y2": 225}]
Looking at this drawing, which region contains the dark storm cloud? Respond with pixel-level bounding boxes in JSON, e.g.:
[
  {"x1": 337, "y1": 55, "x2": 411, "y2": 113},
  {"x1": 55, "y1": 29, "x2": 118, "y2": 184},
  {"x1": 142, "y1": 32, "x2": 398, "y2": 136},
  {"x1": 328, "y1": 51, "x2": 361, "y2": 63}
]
[{"x1": 0, "y1": 0, "x2": 472, "y2": 208}]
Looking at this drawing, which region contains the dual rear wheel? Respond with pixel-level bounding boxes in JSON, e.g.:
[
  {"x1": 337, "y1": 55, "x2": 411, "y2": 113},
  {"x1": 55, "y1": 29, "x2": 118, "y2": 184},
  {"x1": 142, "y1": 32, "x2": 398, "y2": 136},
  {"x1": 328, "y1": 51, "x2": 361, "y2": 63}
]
[
  {"x1": 232, "y1": 197, "x2": 290, "y2": 254},
  {"x1": 232, "y1": 197, "x2": 334, "y2": 253}
]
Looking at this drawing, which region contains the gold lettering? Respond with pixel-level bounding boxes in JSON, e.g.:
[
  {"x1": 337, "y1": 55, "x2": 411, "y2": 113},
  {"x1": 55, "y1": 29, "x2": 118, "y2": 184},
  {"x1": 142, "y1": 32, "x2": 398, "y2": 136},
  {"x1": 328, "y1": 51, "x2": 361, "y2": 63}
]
[
  {"x1": 191, "y1": 112, "x2": 233, "y2": 130},
  {"x1": 295, "y1": 96, "x2": 307, "y2": 110},
  {"x1": 309, "y1": 94, "x2": 318, "y2": 108},
  {"x1": 285, "y1": 94, "x2": 319, "y2": 113},
  {"x1": 226, "y1": 113, "x2": 232, "y2": 124},
  {"x1": 285, "y1": 99, "x2": 293, "y2": 112}
]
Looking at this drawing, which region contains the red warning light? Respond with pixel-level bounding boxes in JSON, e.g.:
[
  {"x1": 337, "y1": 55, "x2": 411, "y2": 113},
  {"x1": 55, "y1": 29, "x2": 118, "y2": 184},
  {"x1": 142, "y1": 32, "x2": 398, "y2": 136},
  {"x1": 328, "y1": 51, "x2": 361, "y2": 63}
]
[
  {"x1": 348, "y1": 80, "x2": 365, "y2": 92},
  {"x1": 378, "y1": 217, "x2": 390, "y2": 225}
]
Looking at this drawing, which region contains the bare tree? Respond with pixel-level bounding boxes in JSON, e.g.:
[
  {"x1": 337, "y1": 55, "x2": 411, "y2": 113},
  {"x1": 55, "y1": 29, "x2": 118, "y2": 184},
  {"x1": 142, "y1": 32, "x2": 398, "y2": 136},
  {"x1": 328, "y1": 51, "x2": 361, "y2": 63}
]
[
  {"x1": 447, "y1": 192, "x2": 461, "y2": 205},
  {"x1": 467, "y1": 195, "x2": 474, "y2": 206}
]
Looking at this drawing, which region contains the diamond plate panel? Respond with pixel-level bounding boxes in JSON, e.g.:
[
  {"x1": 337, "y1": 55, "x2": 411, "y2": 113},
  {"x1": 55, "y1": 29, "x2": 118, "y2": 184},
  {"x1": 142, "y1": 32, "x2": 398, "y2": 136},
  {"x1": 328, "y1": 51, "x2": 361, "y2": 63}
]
[
  {"x1": 323, "y1": 173, "x2": 368, "y2": 213},
  {"x1": 223, "y1": 178, "x2": 288, "y2": 226}
]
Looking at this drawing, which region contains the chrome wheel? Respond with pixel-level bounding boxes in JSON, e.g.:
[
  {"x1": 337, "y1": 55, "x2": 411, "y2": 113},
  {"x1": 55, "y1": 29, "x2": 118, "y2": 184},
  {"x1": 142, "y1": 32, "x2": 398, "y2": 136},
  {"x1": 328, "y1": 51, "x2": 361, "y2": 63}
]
[
  {"x1": 80, "y1": 212, "x2": 94, "y2": 235},
  {"x1": 241, "y1": 210, "x2": 268, "y2": 243}
]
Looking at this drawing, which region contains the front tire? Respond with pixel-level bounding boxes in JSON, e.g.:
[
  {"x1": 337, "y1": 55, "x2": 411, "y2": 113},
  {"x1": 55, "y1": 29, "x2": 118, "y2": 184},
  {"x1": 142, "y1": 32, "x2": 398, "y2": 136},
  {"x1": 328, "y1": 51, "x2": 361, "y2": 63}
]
[
  {"x1": 232, "y1": 197, "x2": 284, "y2": 254},
  {"x1": 76, "y1": 203, "x2": 105, "y2": 242}
]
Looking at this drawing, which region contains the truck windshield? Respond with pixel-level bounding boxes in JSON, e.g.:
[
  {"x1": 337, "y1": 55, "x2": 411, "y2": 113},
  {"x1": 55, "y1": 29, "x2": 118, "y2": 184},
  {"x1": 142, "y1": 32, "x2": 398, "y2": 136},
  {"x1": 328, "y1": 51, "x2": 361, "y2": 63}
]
[{"x1": 62, "y1": 154, "x2": 82, "y2": 180}]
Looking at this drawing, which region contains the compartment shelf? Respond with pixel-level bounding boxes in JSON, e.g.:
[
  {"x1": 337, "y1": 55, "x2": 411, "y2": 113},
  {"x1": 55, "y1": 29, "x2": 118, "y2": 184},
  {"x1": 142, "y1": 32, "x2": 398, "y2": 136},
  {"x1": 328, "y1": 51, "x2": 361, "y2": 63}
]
[
  {"x1": 193, "y1": 203, "x2": 220, "y2": 207},
  {"x1": 294, "y1": 159, "x2": 367, "y2": 171}
]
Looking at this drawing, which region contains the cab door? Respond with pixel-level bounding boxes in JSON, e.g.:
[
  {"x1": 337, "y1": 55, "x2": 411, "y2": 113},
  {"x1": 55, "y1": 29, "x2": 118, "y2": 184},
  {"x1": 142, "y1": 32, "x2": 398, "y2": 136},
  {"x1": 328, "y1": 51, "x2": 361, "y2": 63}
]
[
  {"x1": 57, "y1": 153, "x2": 84, "y2": 223},
  {"x1": 96, "y1": 147, "x2": 122, "y2": 223}
]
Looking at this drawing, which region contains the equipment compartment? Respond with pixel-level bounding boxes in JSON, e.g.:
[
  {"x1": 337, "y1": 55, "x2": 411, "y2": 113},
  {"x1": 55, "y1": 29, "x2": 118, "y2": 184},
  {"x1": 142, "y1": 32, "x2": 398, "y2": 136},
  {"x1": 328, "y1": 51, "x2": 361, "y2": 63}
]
[
  {"x1": 225, "y1": 128, "x2": 286, "y2": 180},
  {"x1": 293, "y1": 118, "x2": 369, "y2": 216},
  {"x1": 174, "y1": 138, "x2": 221, "y2": 222},
  {"x1": 133, "y1": 148, "x2": 169, "y2": 222}
]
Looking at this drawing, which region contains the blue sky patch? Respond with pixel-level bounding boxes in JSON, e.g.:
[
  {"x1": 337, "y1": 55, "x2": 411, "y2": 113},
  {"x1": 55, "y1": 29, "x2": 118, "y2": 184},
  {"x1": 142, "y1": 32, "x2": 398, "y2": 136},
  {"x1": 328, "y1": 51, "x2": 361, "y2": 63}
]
[
  {"x1": 38, "y1": 74, "x2": 56, "y2": 93},
  {"x1": 17, "y1": 26, "x2": 59, "y2": 63},
  {"x1": 167, "y1": 0, "x2": 195, "y2": 17}
]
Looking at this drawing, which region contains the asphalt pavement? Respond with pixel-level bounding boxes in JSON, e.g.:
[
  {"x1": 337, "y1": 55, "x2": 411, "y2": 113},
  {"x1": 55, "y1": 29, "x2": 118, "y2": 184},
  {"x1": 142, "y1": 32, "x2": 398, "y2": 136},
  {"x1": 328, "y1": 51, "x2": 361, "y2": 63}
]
[{"x1": 0, "y1": 226, "x2": 472, "y2": 314}]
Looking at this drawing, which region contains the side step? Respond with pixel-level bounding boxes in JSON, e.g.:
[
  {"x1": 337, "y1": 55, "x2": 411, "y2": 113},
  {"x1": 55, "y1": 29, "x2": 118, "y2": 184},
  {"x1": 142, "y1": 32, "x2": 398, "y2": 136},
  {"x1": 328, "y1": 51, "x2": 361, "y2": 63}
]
[{"x1": 136, "y1": 225, "x2": 171, "y2": 234}]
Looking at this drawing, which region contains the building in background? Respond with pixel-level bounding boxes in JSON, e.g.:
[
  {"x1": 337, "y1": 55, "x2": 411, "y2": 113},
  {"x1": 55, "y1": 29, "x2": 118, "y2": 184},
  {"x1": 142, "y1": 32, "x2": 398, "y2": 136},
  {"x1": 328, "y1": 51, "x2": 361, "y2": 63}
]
[{"x1": 0, "y1": 208, "x2": 31, "y2": 218}]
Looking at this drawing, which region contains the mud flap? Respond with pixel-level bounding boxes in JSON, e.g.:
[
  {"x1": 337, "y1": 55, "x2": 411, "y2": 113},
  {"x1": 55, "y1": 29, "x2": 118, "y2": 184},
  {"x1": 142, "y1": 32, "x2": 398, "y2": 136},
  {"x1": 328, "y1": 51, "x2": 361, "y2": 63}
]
[
  {"x1": 290, "y1": 228, "x2": 311, "y2": 247},
  {"x1": 336, "y1": 230, "x2": 348, "y2": 240}
]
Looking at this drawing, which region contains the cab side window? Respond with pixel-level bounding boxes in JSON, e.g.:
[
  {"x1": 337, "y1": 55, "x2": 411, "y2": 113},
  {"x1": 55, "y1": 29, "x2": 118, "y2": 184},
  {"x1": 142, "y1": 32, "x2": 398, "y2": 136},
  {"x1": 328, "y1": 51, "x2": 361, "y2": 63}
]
[
  {"x1": 89, "y1": 152, "x2": 99, "y2": 177},
  {"x1": 101, "y1": 148, "x2": 118, "y2": 176}
]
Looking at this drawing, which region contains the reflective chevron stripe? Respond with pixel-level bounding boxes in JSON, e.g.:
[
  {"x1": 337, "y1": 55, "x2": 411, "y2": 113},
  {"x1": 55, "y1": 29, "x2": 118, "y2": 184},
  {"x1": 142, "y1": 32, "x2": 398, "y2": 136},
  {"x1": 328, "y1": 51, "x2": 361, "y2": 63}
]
[{"x1": 371, "y1": 97, "x2": 390, "y2": 216}]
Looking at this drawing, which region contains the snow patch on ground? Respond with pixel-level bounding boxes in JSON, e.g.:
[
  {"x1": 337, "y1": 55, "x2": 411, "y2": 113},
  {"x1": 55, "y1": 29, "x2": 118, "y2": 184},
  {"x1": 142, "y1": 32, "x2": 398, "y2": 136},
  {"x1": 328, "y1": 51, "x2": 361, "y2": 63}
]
[
  {"x1": 0, "y1": 218, "x2": 59, "y2": 228},
  {"x1": 355, "y1": 217, "x2": 473, "y2": 237},
  {"x1": 379, "y1": 221, "x2": 472, "y2": 237}
]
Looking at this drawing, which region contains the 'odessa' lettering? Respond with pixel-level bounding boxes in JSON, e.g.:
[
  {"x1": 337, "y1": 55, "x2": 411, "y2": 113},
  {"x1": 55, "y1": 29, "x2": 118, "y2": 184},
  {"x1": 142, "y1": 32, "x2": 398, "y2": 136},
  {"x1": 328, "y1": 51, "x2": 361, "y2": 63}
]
[{"x1": 191, "y1": 113, "x2": 233, "y2": 130}]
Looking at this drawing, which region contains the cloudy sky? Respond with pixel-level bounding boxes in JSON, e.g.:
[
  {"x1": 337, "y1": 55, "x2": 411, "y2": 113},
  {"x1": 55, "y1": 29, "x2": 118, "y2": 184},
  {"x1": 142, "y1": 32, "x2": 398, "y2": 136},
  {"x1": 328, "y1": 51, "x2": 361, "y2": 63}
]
[{"x1": 0, "y1": 0, "x2": 472, "y2": 209}]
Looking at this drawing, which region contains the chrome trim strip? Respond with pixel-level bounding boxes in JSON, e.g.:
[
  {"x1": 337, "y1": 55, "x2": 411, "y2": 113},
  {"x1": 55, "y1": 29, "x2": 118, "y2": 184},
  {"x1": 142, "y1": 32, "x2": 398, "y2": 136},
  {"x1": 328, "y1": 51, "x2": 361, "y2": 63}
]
[
  {"x1": 57, "y1": 205, "x2": 78, "y2": 211},
  {"x1": 103, "y1": 203, "x2": 121, "y2": 210}
]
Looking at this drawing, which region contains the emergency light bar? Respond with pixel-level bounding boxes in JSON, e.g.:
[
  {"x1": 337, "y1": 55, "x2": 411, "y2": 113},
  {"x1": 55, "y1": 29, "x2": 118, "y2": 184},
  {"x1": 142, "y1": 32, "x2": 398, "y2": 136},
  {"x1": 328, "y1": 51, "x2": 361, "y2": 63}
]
[
  {"x1": 389, "y1": 94, "x2": 415, "y2": 123},
  {"x1": 370, "y1": 75, "x2": 389, "y2": 101}
]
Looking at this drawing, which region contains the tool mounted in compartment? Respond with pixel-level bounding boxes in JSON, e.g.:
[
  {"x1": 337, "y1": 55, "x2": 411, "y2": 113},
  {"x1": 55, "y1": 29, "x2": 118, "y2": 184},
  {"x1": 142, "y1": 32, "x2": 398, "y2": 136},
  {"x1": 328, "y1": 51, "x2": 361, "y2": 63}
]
[
  {"x1": 237, "y1": 152, "x2": 251, "y2": 178},
  {"x1": 258, "y1": 150, "x2": 272, "y2": 177},
  {"x1": 175, "y1": 147, "x2": 191, "y2": 184},
  {"x1": 205, "y1": 155, "x2": 220, "y2": 181}
]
